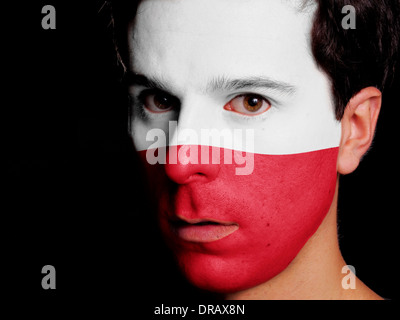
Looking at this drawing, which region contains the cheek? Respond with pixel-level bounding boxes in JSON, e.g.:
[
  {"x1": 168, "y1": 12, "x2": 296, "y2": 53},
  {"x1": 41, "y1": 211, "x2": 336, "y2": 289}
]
[
  {"x1": 241, "y1": 148, "x2": 338, "y2": 233},
  {"x1": 139, "y1": 147, "x2": 338, "y2": 293}
]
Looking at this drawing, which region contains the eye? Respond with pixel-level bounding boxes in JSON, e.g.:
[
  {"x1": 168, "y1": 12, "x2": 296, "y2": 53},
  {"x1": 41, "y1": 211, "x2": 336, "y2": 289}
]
[
  {"x1": 224, "y1": 94, "x2": 271, "y2": 115},
  {"x1": 140, "y1": 91, "x2": 180, "y2": 113}
]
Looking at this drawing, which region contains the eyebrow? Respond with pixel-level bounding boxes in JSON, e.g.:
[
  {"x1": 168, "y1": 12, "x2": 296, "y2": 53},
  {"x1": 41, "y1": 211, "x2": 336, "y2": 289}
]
[
  {"x1": 126, "y1": 72, "x2": 296, "y2": 96},
  {"x1": 206, "y1": 75, "x2": 296, "y2": 95},
  {"x1": 125, "y1": 72, "x2": 171, "y2": 92}
]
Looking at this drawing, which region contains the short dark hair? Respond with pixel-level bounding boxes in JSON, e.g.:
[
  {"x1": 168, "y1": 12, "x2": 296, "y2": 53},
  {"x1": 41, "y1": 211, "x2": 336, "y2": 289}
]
[
  {"x1": 107, "y1": 0, "x2": 400, "y2": 119},
  {"x1": 311, "y1": 0, "x2": 400, "y2": 119}
]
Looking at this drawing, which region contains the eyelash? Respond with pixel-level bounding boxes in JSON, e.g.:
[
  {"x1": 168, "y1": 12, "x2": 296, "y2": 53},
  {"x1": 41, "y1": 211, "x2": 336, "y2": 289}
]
[
  {"x1": 133, "y1": 100, "x2": 170, "y2": 121},
  {"x1": 131, "y1": 89, "x2": 177, "y2": 120},
  {"x1": 131, "y1": 89, "x2": 274, "y2": 121},
  {"x1": 223, "y1": 104, "x2": 273, "y2": 122}
]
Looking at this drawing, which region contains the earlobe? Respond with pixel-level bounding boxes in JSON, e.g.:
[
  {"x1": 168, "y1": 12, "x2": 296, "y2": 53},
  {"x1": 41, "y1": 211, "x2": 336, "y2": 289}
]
[{"x1": 337, "y1": 87, "x2": 382, "y2": 175}]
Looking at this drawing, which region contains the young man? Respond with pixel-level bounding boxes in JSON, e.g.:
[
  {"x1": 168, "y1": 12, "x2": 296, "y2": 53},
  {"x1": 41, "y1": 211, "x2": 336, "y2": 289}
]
[{"x1": 110, "y1": 0, "x2": 399, "y2": 299}]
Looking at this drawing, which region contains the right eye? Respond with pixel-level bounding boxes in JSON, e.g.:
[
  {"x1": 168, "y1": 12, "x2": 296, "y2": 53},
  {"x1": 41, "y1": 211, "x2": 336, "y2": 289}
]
[{"x1": 140, "y1": 91, "x2": 180, "y2": 113}]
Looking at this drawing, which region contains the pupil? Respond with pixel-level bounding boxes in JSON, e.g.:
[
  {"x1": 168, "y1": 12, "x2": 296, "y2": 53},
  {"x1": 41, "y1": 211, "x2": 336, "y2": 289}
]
[
  {"x1": 248, "y1": 96, "x2": 259, "y2": 106},
  {"x1": 155, "y1": 94, "x2": 170, "y2": 109}
]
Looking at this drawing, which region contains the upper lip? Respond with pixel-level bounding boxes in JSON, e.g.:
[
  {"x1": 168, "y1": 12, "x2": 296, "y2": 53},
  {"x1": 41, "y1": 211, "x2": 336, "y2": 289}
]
[{"x1": 170, "y1": 215, "x2": 238, "y2": 227}]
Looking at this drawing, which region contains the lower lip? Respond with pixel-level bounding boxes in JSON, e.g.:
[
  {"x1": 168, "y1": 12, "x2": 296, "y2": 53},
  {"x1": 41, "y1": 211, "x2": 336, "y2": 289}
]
[{"x1": 174, "y1": 223, "x2": 239, "y2": 243}]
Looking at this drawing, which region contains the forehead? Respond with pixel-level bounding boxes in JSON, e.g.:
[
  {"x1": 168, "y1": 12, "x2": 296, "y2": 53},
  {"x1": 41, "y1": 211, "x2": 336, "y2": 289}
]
[{"x1": 128, "y1": 0, "x2": 319, "y2": 89}]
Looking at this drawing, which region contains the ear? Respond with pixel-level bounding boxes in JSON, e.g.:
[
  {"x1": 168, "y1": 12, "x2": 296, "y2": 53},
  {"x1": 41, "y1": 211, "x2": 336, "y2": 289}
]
[{"x1": 337, "y1": 87, "x2": 382, "y2": 175}]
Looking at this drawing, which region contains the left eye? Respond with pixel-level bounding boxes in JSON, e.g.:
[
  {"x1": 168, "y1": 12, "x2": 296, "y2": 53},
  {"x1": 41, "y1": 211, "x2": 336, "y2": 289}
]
[{"x1": 224, "y1": 94, "x2": 271, "y2": 115}]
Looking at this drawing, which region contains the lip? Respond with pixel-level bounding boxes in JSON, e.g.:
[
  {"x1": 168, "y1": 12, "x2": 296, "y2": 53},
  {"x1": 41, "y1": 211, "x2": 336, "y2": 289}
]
[{"x1": 170, "y1": 216, "x2": 239, "y2": 243}]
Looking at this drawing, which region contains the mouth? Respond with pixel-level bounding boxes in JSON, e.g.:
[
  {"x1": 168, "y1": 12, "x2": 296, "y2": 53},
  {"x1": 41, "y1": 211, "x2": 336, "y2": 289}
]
[{"x1": 169, "y1": 216, "x2": 239, "y2": 243}]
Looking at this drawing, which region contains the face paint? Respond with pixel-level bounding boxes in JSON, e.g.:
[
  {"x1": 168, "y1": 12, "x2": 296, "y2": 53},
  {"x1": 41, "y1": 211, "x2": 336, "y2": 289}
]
[
  {"x1": 128, "y1": 0, "x2": 341, "y2": 293},
  {"x1": 137, "y1": 146, "x2": 338, "y2": 292}
]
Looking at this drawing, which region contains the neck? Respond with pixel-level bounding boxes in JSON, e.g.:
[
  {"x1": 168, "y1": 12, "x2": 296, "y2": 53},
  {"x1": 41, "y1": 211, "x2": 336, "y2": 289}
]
[{"x1": 224, "y1": 182, "x2": 382, "y2": 300}]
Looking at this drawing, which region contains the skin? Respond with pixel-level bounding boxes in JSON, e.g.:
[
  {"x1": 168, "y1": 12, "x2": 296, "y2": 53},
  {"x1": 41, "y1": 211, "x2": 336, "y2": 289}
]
[
  {"x1": 228, "y1": 87, "x2": 383, "y2": 300},
  {"x1": 127, "y1": 0, "x2": 383, "y2": 299}
]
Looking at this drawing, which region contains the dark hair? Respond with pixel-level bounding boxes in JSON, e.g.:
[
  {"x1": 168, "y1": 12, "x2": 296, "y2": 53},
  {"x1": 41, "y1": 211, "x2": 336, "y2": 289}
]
[
  {"x1": 107, "y1": 0, "x2": 400, "y2": 120},
  {"x1": 311, "y1": 0, "x2": 400, "y2": 119}
]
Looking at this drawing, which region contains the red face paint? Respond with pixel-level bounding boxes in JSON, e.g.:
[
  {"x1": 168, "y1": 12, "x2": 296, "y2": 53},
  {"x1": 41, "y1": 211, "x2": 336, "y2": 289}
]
[{"x1": 139, "y1": 145, "x2": 338, "y2": 293}]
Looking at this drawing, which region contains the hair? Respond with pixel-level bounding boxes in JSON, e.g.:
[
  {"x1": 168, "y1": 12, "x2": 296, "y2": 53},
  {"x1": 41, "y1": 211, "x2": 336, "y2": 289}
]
[
  {"x1": 106, "y1": 0, "x2": 400, "y2": 120},
  {"x1": 311, "y1": 0, "x2": 400, "y2": 119}
]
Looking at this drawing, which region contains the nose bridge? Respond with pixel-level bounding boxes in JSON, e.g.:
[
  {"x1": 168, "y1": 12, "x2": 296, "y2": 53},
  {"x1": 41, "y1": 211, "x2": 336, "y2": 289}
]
[
  {"x1": 165, "y1": 94, "x2": 221, "y2": 184},
  {"x1": 171, "y1": 93, "x2": 212, "y2": 141}
]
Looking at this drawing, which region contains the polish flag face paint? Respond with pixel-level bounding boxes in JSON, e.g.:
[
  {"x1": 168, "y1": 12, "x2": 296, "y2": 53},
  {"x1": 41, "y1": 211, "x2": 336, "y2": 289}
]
[{"x1": 127, "y1": 0, "x2": 342, "y2": 293}]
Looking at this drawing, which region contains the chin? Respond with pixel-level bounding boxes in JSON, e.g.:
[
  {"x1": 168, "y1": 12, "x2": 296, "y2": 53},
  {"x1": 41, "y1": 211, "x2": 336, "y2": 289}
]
[{"x1": 169, "y1": 235, "x2": 309, "y2": 294}]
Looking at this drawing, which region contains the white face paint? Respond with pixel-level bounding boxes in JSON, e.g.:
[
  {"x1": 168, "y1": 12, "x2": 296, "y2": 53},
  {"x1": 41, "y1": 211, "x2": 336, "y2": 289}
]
[{"x1": 127, "y1": 0, "x2": 341, "y2": 155}]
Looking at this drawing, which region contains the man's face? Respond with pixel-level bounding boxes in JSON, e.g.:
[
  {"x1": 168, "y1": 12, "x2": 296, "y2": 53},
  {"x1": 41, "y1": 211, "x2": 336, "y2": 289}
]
[{"x1": 128, "y1": 0, "x2": 341, "y2": 292}]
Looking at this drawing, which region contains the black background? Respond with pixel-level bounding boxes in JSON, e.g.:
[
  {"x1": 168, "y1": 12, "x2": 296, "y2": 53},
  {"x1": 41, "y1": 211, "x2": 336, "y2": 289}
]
[{"x1": 4, "y1": 0, "x2": 399, "y2": 315}]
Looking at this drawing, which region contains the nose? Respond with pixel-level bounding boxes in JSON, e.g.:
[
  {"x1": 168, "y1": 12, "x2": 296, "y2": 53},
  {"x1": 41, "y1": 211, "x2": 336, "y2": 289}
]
[{"x1": 164, "y1": 145, "x2": 220, "y2": 184}]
